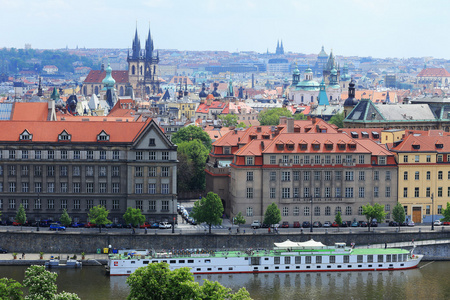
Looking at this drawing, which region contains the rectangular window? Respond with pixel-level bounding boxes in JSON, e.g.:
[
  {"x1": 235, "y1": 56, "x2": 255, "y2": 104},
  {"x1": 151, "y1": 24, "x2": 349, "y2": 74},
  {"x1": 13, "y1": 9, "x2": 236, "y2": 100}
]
[
  {"x1": 304, "y1": 155, "x2": 310, "y2": 164},
  {"x1": 112, "y1": 166, "x2": 120, "y2": 177},
  {"x1": 314, "y1": 171, "x2": 321, "y2": 181},
  {"x1": 427, "y1": 155, "x2": 431, "y2": 162},
  {"x1": 426, "y1": 187, "x2": 431, "y2": 197},
  {"x1": 335, "y1": 187, "x2": 341, "y2": 197},
  {"x1": 378, "y1": 157, "x2": 386, "y2": 165},
  {"x1": 21, "y1": 166, "x2": 29, "y2": 176},
  {"x1": 135, "y1": 183, "x2": 143, "y2": 194},
  {"x1": 113, "y1": 151, "x2": 120, "y2": 160},
  {"x1": 35, "y1": 150, "x2": 41, "y2": 159},
  {"x1": 149, "y1": 200, "x2": 156, "y2": 211},
  {"x1": 135, "y1": 151, "x2": 143, "y2": 160},
  {"x1": 73, "y1": 199, "x2": 80, "y2": 210},
  {"x1": 269, "y1": 171, "x2": 276, "y2": 181},
  {"x1": 282, "y1": 188, "x2": 290, "y2": 199},
  {"x1": 162, "y1": 201, "x2": 169, "y2": 211},
  {"x1": 9, "y1": 182, "x2": 16, "y2": 192},
  {"x1": 21, "y1": 182, "x2": 28, "y2": 193},
  {"x1": 136, "y1": 200, "x2": 143, "y2": 210},
  {"x1": 385, "y1": 171, "x2": 391, "y2": 181},
  {"x1": 359, "y1": 155, "x2": 365, "y2": 164},
  {"x1": 60, "y1": 150, "x2": 68, "y2": 160},
  {"x1": 0, "y1": 182, "x2": 3, "y2": 192},
  {"x1": 403, "y1": 155, "x2": 408, "y2": 163},
  {"x1": 60, "y1": 182, "x2": 68, "y2": 193},
  {"x1": 374, "y1": 170, "x2": 379, "y2": 180},
  {"x1": 112, "y1": 200, "x2": 119, "y2": 210},
  {"x1": 325, "y1": 155, "x2": 331, "y2": 164},
  {"x1": 438, "y1": 187, "x2": 443, "y2": 197},
  {"x1": 270, "y1": 188, "x2": 276, "y2": 199},
  {"x1": 99, "y1": 200, "x2": 106, "y2": 208},
  {"x1": 247, "y1": 188, "x2": 254, "y2": 199},
  {"x1": 73, "y1": 166, "x2": 80, "y2": 176},
  {"x1": 293, "y1": 206, "x2": 299, "y2": 216},
  {"x1": 325, "y1": 171, "x2": 331, "y2": 181},
  {"x1": 335, "y1": 171, "x2": 342, "y2": 180},
  {"x1": 246, "y1": 207, "x2": 253, "y2": 217},
  {"x1": 415, "y1": 155, "x2": 419, "y2": 162},
  {"x1": 325, "y1": 187, "x2": 331, "y2": 198},
  {"x1": 385, "y1": 187, "x2": 391, "y2": 197},
  {"x1": 73, "y1": 183, "x2": 80, "y2": 193},
  {"x1": 438, "y1": 205, "x2": 442, "y2": 214},
  {"x1": 282, "y1": 171, "x2": 291, "y2": 181},
  {"x1": 47, "y1": 182, "x2": 54, "y2": 193},
  {"x1": 293, "y1": 155, "x2": 300, "y2": 164},
  {"x1": 293, "y1": 171, "x2": 300, "y2": 181},
  {"x1": 162, "y1": 152, "x2": 169, "y2": 160},
  {"x1": 148, "y1": 184, "x2": 156, "y2": 194},
  {"x1": 247, "y1": 171, "x2": 254, "y2": 181},
  {"x1": 403, "y1": 187, "x2": 408, "y2": 198},
  {"x1": 100, "y1": 151, "x2": 106, "y2": 160},
  {"x1": 135, "y1": 167, "x2": 143, "y2": 177},
  {"x1": 359, "y1": 171, "x2": 365, "y2": 181},
  {"x1": 98, "y1": 166, "x2": 106, "y2": 177},
  {"x1": 9, "y1": 165, "x2": 15, "y2": 176},
  {"x1": 270, "y1": 155, "x2": 276, "y2": 164},
  {"x1": 438, "y1": 155, "x2": 443, "y2": 162},
  {"x1": 294, "y1": 187, "x2": 299, "y2": 198},
  {"x1": 86, "y1": 183, "x2": 93, "y2": 193},
  {"x1": 22, "y1": 150, "x2": 28, "y2": 159},
  {"x1": 282, "y1": 207, "x2": 288, "y2": 216},
  {"x1": 9, "y1": 199, "x2": 15, "y2": 209},
  {"x1": 113, "y1": 183, "x2": 120, "y2": 193},
  {"x1": 148, "y1": 167, "x2": 156, "y2": 177},
  {"x1": 161, "y1": 167, "x2": 169, "y2": 177},
  {"x1": 414, "y1": 187, "x2": 419, "y2": 198},
  {"x1": 87, "y1": 200, "x2": 93, "y2": 209},
  {"x1": 149, "y1": 151, "x2": 156, "y2": 161},
  {"x1": 335, "y1": 155, "x2": 341, "y2": 164},
  {"x1": 73, "y1": 150, "x2": 80, "y2": 160},
  {"x1": 359, "y1": 187, "x2": 365, "y2": 198},
  {"x1": 34, "y1": 182, "x2": 42, "y2": 193},
  {"x1": 99, "y1": 183, "x2": 107, "y2": 193},
  {"x1": 48, "y1": 150, "x2": 54, "y2": 159},
  {"x1": 48, "y1": 199, "x2": 54, "y2": 210},
  {"x1": 345, "y1": 187, "x2": 353, "y2": 198},
  {"x1": 304, "y1": 171, "x2": 310, "y2": 181},
  {"x1": 155, "y1": 183, "x2": 167, "y2": 195},
  {"x1": 47, "y1": 166, "x2": 54, "y2": 176},
  {"x1": 246, "y1": 156, "x2": 254, "y2": 165},
  {"x1": 61, "y1": 199, "x2": 67, "y2": 209},
  {"x1": 374, "y1": 186, "x2": 379, "y2": 198},
  {"x1": 87, "y1": 151, "x2": 94, "y2": 160},
  {"x1": 60, "y1": 166, "x2": 67, "y2": 176},
  {"x1": 86, "y1": 166, "x2": 94, "y2": 177},
  {"x1": 345, "y1": 171, "x2": 354, "y2": 181}
]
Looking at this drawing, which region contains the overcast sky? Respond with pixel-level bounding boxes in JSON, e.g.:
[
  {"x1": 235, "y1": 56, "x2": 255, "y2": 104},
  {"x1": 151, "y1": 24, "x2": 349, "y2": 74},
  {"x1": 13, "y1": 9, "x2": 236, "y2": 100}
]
[{"x1": 1, "y1": 0, "x2": 448, "y2": 59}]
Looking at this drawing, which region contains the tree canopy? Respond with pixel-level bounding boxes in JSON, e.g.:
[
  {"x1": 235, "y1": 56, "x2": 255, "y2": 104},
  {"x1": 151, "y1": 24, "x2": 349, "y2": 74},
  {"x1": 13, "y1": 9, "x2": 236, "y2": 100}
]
[
  {"x1": 328, "y1": 111, "x2": 345, "y2": 128},
  {"x1": 362, "y1": 203, "x2": 387, "y2": 232},
  {"x1": 15, "y1": 204, "x2": 26, "y2": 230},
  {"x1": 171, "y1": 125, "x2": 212, "y2": 151},
  {"x1": 335, "y1": 211, "x2": 342, "y2": 226},
  {"x1": 219, "y1": 114, "x2": 238, "y2": 127},
  {"x1": 177, "y1": 140, "x2": 209, "y2": 192},
  {"x1": 88, "y1": 205, "x2": 112, "y2": 233},
  {"x1": 123, "y1": 207, "x2": 146, "y2": 227},
  {"x1": 0, "y1": 277, "x2": 23, "y2": 300},
  {"x1": 233, "y1": 212, "x2": 246, "y2": 227},
  {"x1": 258, "y1": 108, "x2": 293, "y2": 125},
  {"x1": 440, "y1": 202, "x2": 450, "y2": 222},
  {"x1": 126, "y1": 262, "x2": 251, "y2": 300},
  {"x1": 59, "y1": 209, "x2": 72, "y2": 227},
  {"x1": 191, "y1": 192, "x2": 223, "y2": 234},
  {"x1": 392, "y1": 203, "x2": 406, "y2": 226},
  {"x1": 263, "y1": 203, "x2": 281, "y2": 226}
]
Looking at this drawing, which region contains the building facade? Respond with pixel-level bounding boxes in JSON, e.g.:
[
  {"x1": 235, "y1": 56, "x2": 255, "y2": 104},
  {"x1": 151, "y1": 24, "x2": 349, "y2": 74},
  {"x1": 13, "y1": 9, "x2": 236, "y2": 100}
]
[{"x1": 0, "y1": 119, "x2": 178, "y2": 225}]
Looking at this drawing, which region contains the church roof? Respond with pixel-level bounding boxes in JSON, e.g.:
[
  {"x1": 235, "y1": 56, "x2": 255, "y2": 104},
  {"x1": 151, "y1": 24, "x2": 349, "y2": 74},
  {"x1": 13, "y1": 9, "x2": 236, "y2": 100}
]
[
  {"x1": 417, "y1": 68, "x2": 450, "y2": 77},
  {"x1": 84, "y1": 70, "x2": 128, "y2": 84}
]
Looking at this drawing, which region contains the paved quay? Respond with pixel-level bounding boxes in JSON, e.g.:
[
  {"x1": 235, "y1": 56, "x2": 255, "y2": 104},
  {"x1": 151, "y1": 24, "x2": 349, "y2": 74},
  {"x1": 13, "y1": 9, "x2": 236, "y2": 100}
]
[{"x1": 0, "y1": 253, "x2": 109, "y2": 266}]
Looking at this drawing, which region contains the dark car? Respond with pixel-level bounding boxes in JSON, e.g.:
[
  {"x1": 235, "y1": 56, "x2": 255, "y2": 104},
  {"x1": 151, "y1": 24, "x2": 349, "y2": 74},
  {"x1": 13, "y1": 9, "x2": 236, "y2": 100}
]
[
  {"x1": 340, "y1": 222, "x2": 348, "y2": 227},
  {"x1": 370, "y1": 221, "x2": 378, "y2": 227},
  {"x1": 71, "y1": 222, "x2": 85, "y2": 228},
  {"x1": 261, "y1": 223, "x2": 270, "y2": 228},
  {"x1": 302, "y1": 221, "x2": 311, "y2": 228},
  {"x1": 282, "y1": 221, "x2": 289, "y2": 228},
  {"x1": 351, "y1": 221, "x2": 359, "y2": 227},
  {"x1": 40, "y1": 220, "x2": 52, "y2": 227},
  {"x1": 389, "y1": 221, "x2": 399, "y2": 226},
  {"x1": 358, "y1": 221, "x2": 368, "y2": 227},
  {"x1": 293, "y1": 221, "x2": 300, "y2": 228},
  {"x1": 0, "y1": 247, "x2": 7, "y2": 253},
  {"x1": 112, "y1": 223, "x2": 124, "y2": 228}
]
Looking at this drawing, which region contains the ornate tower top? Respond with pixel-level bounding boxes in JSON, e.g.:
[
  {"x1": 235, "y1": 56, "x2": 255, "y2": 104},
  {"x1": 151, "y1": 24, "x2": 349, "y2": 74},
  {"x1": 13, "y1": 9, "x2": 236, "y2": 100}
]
[
  {"x1": 131, "y1": 27, "x2": 141, "y2": 59},
  {"x1": 145, "y1": 26, "x2": 154, "y2": 61}
]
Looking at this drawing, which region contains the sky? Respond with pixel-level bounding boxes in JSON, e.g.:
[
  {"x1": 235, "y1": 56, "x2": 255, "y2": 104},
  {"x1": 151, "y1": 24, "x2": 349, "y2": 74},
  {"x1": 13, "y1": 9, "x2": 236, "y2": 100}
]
[{"x1": 1, "y1": 0, "x2": 450, "y2": 59}]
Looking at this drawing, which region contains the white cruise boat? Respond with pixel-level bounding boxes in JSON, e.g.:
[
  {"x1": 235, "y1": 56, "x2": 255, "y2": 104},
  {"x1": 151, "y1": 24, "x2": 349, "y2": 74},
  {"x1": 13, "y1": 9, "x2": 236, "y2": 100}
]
[{"x1": 106, "y1": 239, "x2": 423, "y2": 276}]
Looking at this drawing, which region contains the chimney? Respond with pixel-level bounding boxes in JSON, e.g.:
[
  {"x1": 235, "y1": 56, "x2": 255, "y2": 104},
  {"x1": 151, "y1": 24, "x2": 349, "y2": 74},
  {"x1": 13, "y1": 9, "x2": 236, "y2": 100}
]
[
  {"x1": 260, "y1": 141, "x2": 265, "y2": 150},
  {"x1": 287, "y1": 117, "x2": 294, "y2": 133},
  {"x1": 279, "y1": 116, "x2": 287, "y2": 125},
  {"x1": 47, "y1": 99, "x2": 56, "y2": 121},
  {"x1": 311, "y1": 116, "x2": 317, "y2": 124}
]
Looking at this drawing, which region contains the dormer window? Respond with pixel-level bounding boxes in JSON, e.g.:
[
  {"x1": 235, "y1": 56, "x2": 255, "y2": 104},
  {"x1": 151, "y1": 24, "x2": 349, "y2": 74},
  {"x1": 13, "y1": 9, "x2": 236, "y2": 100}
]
[
  {"x1": 97, "y1": 130, "x2": 110, "y2": 142},
  {"x1": 351, "y1": 132, "x2": 359, "y2": 138},
  {"x1": 58, "y1": 130, "x2": 71, "y2": 141},
  {"x1": 372, "y1": 132, "x2": 380, "y2": 139},
  {"x1": 312, "y1": 141, "x2": 320, "y2": 150},
  {"x1": 362, "y1": 132, "x2": 369, "y2": 138},
  {"x1": 20, "y1": 130, "x2": 32, "y2": 141},
  {"x1": 276, "y1": 143, "x2": 284, "y2": 151},
  {"x1": 149, "y1": 138, "x2": 156, "y2": 146},
  {"x1": 435, "y1": 142, "x2": 443, "y2": 149},
  {"x1": 325, "y1": 141, "x2": 333, "y2": 150},
  {"x1": 412, "y1": 144, "x2": 420, "y2": 150},
  {"x1": 338, "y1": 142, "x2": 346, "y2": 150}
]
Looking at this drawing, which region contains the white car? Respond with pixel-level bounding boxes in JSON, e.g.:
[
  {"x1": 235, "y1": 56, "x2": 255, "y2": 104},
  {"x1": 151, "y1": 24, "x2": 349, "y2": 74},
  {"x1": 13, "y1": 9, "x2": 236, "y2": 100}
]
[
  {"x1": 251, "y1": 220, "x2": 261, "y2": 229},
  {"x1": 159, "y1": 222, "x2": 172, "y2": 229},
  {"x1": 433, "y1": 220, "x2": 442, "y2": 226},
  {"x1": 323, "y1": 221, "x2": 332, "y2": 227}
]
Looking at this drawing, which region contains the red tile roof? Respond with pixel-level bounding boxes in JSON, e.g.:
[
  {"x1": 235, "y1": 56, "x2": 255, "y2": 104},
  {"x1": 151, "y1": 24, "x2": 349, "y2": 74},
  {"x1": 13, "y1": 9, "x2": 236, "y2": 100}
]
[
  {"x1": 391, "y1": 134, "x2": 450, "y2": 152},
  {"x1": 11, "y1": 102, "x2": 48, "y2": 121},
  {"x1": 417, "y1": 68, "x2": 450, "y2": 77},
  {"x1": 196, "y1": 101, "x2": 227, "y2": 114},
  {"x1": 84, "y1": 70, "x2": 128, "y2": 84},
  {"x1": 0, "y1": 120, "x2": 151, "y2": 143}
]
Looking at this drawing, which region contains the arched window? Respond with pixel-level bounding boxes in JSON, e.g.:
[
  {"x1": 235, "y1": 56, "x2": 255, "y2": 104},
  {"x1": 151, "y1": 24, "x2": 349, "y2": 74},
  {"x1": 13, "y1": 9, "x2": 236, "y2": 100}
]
[
  {"x1": 119, "y1": 86, "x2": 124, "y2": 96},
  {"x1": 314, "y1": 206, "x2": 320, "y2": 216},
  {"x1": 132, "y1": 65, "x2": 135, "y2": 75},
  {"x1": 311, "y1": 96, "x2": 314, "y2": 102},
  {"x1": 94, "y1": 86, "x2": 99, "y2": 95}
]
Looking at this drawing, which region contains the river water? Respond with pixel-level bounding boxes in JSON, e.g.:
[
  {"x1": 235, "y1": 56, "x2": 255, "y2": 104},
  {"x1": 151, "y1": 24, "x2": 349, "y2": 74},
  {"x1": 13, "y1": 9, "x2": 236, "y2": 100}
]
[{"x1": 1, "y1": 262, "x2": 449, "y2": 299}]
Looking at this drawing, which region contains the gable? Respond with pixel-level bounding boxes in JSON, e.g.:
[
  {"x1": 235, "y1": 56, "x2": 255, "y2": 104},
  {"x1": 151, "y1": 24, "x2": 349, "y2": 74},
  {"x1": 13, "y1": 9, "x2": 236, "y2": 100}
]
[{"x1": 132, "y1": 120, "x2": 176, "y2": 150}]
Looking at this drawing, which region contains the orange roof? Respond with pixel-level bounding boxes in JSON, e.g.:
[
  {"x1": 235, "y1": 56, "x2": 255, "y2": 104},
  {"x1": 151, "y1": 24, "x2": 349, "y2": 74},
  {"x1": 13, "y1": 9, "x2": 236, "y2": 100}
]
[
  {"x1": 196, "y1": 101, "x2": 226, "y2": 113},
  {"x1": 84, "y1": 70, "x2": 128, "y2": 84},
  {"x1": 391, "y1": 134, "x2": 450, "y2": 152},
  {"x1": 417, "y1": 68, "x2": 450, "y2": 77},
  {"x1": 11, "y1": 102, "x2": 48, "y2": 121},
  {"x1": 0, "y1": 120, "x2": 151, "y2": 143}
]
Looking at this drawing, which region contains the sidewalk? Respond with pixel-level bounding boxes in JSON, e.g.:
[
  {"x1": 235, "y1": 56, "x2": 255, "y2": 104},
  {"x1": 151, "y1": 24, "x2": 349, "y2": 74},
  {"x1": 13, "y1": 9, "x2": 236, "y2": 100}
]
[{"x1": 0, "y1": 252, "x2": 109, "y2": 265}]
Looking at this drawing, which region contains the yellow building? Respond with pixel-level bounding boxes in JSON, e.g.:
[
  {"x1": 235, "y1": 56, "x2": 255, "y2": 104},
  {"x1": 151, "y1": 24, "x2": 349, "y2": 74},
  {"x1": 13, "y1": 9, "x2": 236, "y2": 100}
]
[
  {"x1": 392, "y1": 134, "x2": 450, "y2": 223},
  {"x1": 167, "y1": 102, "x2": 198, "y2": 120}
]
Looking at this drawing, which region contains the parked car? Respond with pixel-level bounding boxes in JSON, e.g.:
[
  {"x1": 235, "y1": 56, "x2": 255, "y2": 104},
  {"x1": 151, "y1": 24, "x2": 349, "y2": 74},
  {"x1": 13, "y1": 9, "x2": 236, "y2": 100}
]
[
  {"x1": 0, "y1": 247, "x2": 7, "y2": 253},
  {"x1": 151, "y1": 222, "x2": 160, "y2": 228},
  {"x1": 358, "y1": 221, "x2": 368, "y2": 227},
  {"x1": 443, "y1": 221, "x2": 450, "y2": 226},
  {"x1": 370, "y1": 221, "x2": 378, "y2": 227},
  {"x1": 282, "y1": 221, "x2": 289, "y2": 228},
  {"x1": 71, "y1": 222, "x2": 85, "y2": 228},
  {"x1": 49, "y1": 223, "x2": 66, "y2": 231},
  {"x1": 159, "y1": 222, "x2": 172, "y2": 229},
  {"x1": 351, "y1": 221, "x2": 359, "y2": 227},
  {"x1": 407, "y1": 221, "x2": 415, "y2": 227},
  {"x1": 40, "y1": 220, "x2": 53, "y2": 227},
  {"x1": 111, "y1": 223, "x2": 123, "y2": 228},
  {"x1": 331, "y1": 222, "x2": 339, "y2": 227},
  {"x1": 251, "y1": 220, "x2": 261, "y2": 229},
  {"x1": 323, "y1": 221, "x2": 332, "y2": 227},
  {"x1": 293, "y1": 221, "x2": 300, "y2": 228},
  {"x1": 84, "y1": 222, "x2": 96, "y2": 228},
  {"x1": 261, "y1": 223, "x2": 270, "y2": 228},
  {"x1": 433, "y1": 220, "x2": 442, "y2": 226},
  {"x1": 12, "y1": 221, "x2": 31, "y2": 226},
  {"x1": 340, "y1": 222, "x2": 348, "y2": 227},
  {"x1": 302, "y1": 221, "x2": 311, "y2": 228},
  {"x1": 389, "y1": 221, "x2": 399, "y2": 226},
  {"x1": 313, "y1": 221, "x2": 322, "y2": 228},
  {"x1": 140, "y1": 222, "x2": 152, "y2": 229}
]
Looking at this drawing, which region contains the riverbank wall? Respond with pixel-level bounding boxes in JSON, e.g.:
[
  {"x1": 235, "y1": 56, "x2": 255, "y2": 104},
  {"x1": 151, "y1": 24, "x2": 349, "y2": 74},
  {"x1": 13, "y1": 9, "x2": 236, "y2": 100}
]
[{"x1": 0, "y1": 231, "x2": 449, "y2": 260}]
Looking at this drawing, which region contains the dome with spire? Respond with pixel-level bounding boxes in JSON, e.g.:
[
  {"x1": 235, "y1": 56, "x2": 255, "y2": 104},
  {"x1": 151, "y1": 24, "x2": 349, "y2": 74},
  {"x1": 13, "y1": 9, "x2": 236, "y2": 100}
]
[
  {"x1": 296, "y1": 68, "x2": 320, "y2": 91},
  {"x1": 343, "y1": 79, "x2": 358, "y2": 106},
  {"x1": 102, "y1": 63, "x2": 116, "y2": 89},
  {"x1": 318, "y1": 46, "x2": 328, "y2": 58}
]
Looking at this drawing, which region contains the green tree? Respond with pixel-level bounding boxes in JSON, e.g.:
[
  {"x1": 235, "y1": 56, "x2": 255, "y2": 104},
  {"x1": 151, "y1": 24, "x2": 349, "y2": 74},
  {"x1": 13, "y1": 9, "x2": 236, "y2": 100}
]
[
  {"x1": 362, "y1": 203, "x2": 387, "y2": 232},
  {"x1": 59, "y1": 209, "x2": 72, "y2": 227},
  {"x1": 176, "y1": 151, "x2": 195, "y2": 192},
  {"x1": 258, "y1": 108, "x2": 293, "y2": 125},
  {"x1": 126, "y1": 262, "x2": 251, "y2": 300},
  {"x1": 123, "y1": 207, "x2": 145, "y2": 228},
  {"x1": 219, "y1": 114, "x2": 238, "y2": 127},
  {"x1": 440, "y1": 202, "x2": 450, "y2": 222},
  {"x1": 392, "y1": 202, "x2": 406, "y2": 229},
  {"x1": 171, "y1": 125, "x2": 212, "y2": 151},
  {"x1": 23, "y1": 265, "x2": 80, "y2": 300},
  {"x1": 335, "y1": 211, "x2": 342, "y2": 226},
  {"x1": 0, "y1": 277, "x2": 23, "y2": 300},
  {"x1": 237, "y1": 122, "x2": 247, "y2": 129},
  {"x1": 15, "y1": 204, "x2": 26, "y2": 231},
  {"x1": 263, "y1": 203, "x2": 281, "y2": 227},
  {"x1": 293, "y1": 113, "x2": 307, "y2": 120},
  {"x1": 329, "y1": 111, "x2": 345, "y2": 128},
  {"x1": 177, "y1": 140, "x2": 209, "y2": 191},
  {"x1": 233, "y1": 212, "x2": 246, "y2": 227},
  {"x1": 191, "y1": 192, "x2": 223, "y2": 234},
  {"x1": 88, "y1": 205, "x2": 112, "y2": 233}
]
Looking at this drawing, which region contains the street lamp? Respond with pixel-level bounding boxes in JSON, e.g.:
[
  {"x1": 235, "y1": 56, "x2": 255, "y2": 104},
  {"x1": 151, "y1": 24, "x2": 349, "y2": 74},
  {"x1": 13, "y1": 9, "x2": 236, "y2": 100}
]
[
  {"x1": 172, "y1": 194, "x2": 175, "y2": 233},
  {"x1": 431, "y1": 193, "x2": 434, "y2": 231},
  {"x1": 36, "y1": 193, "x2": 40, "y2": 232},
  {"x1": 310, "y1": 197, "x2": 313, "y2": 233}
]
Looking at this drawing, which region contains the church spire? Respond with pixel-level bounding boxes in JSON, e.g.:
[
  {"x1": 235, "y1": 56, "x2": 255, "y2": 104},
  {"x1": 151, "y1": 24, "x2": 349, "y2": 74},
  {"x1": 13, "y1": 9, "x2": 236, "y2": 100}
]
[
  {"x1": 145, "y1": 24, "x2": 154, "y2": 61},
  {"x1": 131, "y1": 26, "x2": 141, "y2": 59}
]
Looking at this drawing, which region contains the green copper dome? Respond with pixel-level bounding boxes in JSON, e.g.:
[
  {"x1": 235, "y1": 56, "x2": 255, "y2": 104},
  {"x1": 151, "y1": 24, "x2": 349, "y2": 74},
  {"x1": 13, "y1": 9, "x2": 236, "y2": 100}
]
[
  {"x1": 102, "y1": 63, "x2": 116, "y2": 89},
  {"x1": 293, "y1": 65, "x2": 300, "y2": 75},
  {"x1": 296, "y1": 79, "x2": 320, "y2": 91},
  {"x1": 304, "y1": 67, "x2": 313, "y2": 74}
]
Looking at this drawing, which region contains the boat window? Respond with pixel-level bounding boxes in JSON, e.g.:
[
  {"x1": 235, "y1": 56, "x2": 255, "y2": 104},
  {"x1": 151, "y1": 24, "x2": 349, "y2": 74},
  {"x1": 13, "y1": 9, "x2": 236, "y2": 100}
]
[
  {"x1": 253, "y1": 267, "x2": 258, "y2": 270},
  {"x1": 358, "y1": 265, "x2": 362, "y2": 268},
  {"x1": 284, "y1": 257, "x2": 291, "y2": 264},
  {"x1": 327, "y1": 266, "x2": 331, "y2": 268},
  {"x1": 344, "y1": 256, "x2": 349, "y2": 263},
  {"x1": 378, "y1": 264, "x2": 383, "y2": 267},
  {"x1": 367, "y1": 255, "x2": 373, "y2": 263},
  {"x1": 196, "y1": 268, "x2": 201, "y2": 271},
  {"x1": 295, "y1": 256, "x2": 301, "y2": 264},
  {"x1": 285, "y1": 266, "x2": 290, "y2": 269},
  {"x1": 400, "y1": 264, "x2": 404, "y2": 267},
  {"x1": 274, "y1": 257, "x2": 280, "y2": 264},
  {"x1": 386, "y1": 255, "x2": 391, "y2": 262},
  {"x1": 265, "y1": 267, "x2": 269, "y2": 270},
  {"x1": 316, "y1": 266, "x2": 321, "y2": 269},
  {"x1": 357, "y1": 255, "x2": 363, "y2": 263},
  {"x1": 179, "y1": 260, "x2": 185, "y2": 264},
  {"x1": 329, "y1": 256, "x2": 336, "y2": 263},
  {"x1": 188, "y1": 260, "x2": 194, "y2": 263},
  {"x1": 244, "y1": 258, "x2": 248, "y2": 260},
  {"x1": 348, "y1": 265, "x2": 352, "y2": 268},
  {"x1": 228, "y1": 267, "x2": 233, "y2": 270},
  {"x1": 306, "y1": 266, "x2": 310, "y2": 269},
  {"x1": 337, "y1": 265, "x2": 342, "y2": 268},
  {"x1": 389, "y1": 264, "x2": 393, "y2": 267},
  {"x1": 143, "y1": 261, "x2": 149, "y2": 264},
  {"x1": 296, "y1": 266, "x2": 300, "y2": 269},
  {"x1": 264, "y1": 258, "x2": 269, "y2": 261},
  {"x1": 205, "y1": 259, "x2": 211, "y2": 263},
  {"x1": 127, "y1": 270, "x2": 131, "y2": 274},
  {"x1": 170, "y1": 260, "x2": 176, "y2": 264},
  {"x1": 305, "y1": 256, "x2": 311, "y2": 264},
  {"x1": 378, "y1": 255, "x2": 383, "y2": 262},
  {"x1": 207, "y1": 268, "x2": 211, "y2": 271},
  {"x1": 152, "y1": 260, "x2": 158, "y2": 264},
  {"x1": 392, "y1": 255, "x2": 397, "y2": 262},
  {"x1": 162, "y1": 260, "x2": 167, "y2": 263},
  {"x1": 316, "y1": 256, "x2": 322, "y2": 264},
  {"x1": 131, "y1": 261, "x2": 135, "y2": 264},
  {"x1": 218, "y1": 268, "x2": 222, "y2": 270},
  {"x1": 275, "y1": 266, "x2": 279, "y2": 270},
  {"x1": 368, "y1": 264, "x2": 372, "y2": 267}
]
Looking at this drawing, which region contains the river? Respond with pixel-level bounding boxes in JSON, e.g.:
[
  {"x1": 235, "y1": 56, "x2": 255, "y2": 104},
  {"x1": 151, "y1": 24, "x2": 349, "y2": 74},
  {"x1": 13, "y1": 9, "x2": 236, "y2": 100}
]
[{"x1": 1, "y1": 262, "x2": 449, "y2": 299}]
